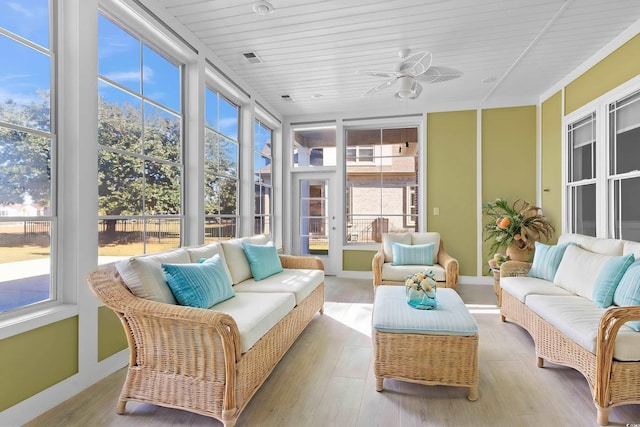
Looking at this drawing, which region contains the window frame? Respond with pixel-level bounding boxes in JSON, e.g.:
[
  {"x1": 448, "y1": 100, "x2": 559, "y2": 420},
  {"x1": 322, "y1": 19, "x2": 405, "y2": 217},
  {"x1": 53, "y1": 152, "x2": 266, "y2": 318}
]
[
  {"x1": 97, "y1": 11, "x2": 185, "y2": 257},
  {"x1": 0, "y1": 0, "x2": 58, "y2": 317},
  {"x1": 254, "y1": 119, "x2": 273, "y2": 237},
  {"x1": 203, "y1": 86, "x2": 240, "y2": 242},
  {"x1": 343, "y1": 125, "x2": 421, "y2": 245},
  {"x1": 563, "y1": 76, "x2": 640, "y2": 240}
]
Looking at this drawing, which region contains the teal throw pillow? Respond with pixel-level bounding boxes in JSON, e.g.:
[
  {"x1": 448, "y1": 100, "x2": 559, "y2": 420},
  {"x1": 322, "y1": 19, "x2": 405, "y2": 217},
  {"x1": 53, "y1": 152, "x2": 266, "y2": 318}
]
[
  {"x1": 593, "y1": 254, "x2": 635, "y2": 308},
  {"x1": 613, "y1": 259, "x2": 640, "y2": 331},
  {"x1": 241, "y1": 242, "x2": 283, "y2": 281},
  {"x1": 391, "y1": 242, "x2": 435, "y2": 266},
  {"x1": 528, "y1": 242, "x2": 576, "y2": 281},
  {"x1": 162, "y1": 254, "x2": 235, "y2": 308}
]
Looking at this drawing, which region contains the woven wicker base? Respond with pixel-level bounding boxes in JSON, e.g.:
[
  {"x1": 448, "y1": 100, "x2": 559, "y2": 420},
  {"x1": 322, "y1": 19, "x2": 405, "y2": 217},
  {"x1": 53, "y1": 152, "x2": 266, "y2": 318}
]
[
  {"x1": 373, "y1": 329, "x2": 479, "y2": 400},
  {"x1": 501, "y1": 289, "x2": 640, "y2": 425}
]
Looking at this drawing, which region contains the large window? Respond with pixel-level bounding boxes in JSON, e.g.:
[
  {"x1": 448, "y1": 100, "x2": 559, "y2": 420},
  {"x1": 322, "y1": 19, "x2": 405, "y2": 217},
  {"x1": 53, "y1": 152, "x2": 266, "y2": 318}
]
[
  {"x1": 254, "y1": 120, "x2": 272, "y2": 235},
  {"x1": 0, "y1": 0, "x2": 55, "y2": 313},
  {"x1": 204, "y1": 88, "x2": 239, "y2": 241},
  {"x1": 609, "y1": 90, "x2": 640, "y2": 241},
  {"x1": 97, "y1": 14, "x2": 183, "y2": 258},
  {"x1": 566, "y1": 87, "x2": 640, "y2": 240},
  {"x1": 566, "y1": 113, "x2": 597, "y2": 236},
  {"x1": 345, "y1": 127, "x2": 418, "y2": 243}
]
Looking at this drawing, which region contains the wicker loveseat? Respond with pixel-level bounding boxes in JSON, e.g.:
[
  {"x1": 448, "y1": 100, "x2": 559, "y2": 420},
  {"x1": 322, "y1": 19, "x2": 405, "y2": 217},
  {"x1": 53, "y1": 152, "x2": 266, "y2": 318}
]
[
  {"x1": 499, "y1": 233, "x2": 640, "y2": 425},
  {"x1": 87, "y1": 235, "x2": 324, "y2": 427},
  {"x1": 372, "y1": 232, "x2": 459, "y2": 290}
]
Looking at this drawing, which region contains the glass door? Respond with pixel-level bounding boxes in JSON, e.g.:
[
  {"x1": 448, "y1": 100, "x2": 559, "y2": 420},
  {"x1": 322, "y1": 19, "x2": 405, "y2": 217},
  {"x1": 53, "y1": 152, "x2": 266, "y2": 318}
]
[{"x1": 293, "y1": 173, "x2": 338, "y2": 274}]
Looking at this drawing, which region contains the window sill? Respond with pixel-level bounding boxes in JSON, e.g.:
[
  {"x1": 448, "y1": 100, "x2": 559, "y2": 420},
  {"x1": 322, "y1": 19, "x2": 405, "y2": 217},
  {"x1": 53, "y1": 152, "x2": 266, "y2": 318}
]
[{"x1": 0, "y1": 304, "x2": 78, "y2": 340}]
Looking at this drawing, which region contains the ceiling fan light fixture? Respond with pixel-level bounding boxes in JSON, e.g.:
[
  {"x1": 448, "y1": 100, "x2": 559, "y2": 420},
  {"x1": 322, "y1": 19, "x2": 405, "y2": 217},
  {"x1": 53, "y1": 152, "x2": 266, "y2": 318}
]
[
  {"x1": 396, "y1": 76, "x2": 414, "y2": 98},
  {"x1": 252, "y1": 1, "x2": 274, "y2": 15}
]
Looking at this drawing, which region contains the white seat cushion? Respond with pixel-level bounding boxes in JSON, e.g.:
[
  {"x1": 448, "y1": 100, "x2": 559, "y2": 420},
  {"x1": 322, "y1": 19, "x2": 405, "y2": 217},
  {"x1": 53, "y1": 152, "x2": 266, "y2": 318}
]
[
  {"x1": 234, "y1": 268, "x2": 323, "y2": 304},
  {"x1": 212, "y1": 292, "x2": 296, "y2": 353},
  {"x1": 381, "y1": 263, "x2": 446, "y2": 282},
  {"x1": 500, "y1": 276, "x2": 572, "y2": 303},
  {"x1": 116, "y1": 248, "x2": 190, "y2": 304},
  {"x1": 526, "y1": 295, "x2": 640, "y2": 361}
]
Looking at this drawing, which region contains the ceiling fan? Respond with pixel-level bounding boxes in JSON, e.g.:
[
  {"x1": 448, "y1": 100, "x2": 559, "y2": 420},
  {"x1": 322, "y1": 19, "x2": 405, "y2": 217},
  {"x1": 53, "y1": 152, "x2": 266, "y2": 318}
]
[{"x1": 358, "y1": 49, "x2": 462, "y2": 99}]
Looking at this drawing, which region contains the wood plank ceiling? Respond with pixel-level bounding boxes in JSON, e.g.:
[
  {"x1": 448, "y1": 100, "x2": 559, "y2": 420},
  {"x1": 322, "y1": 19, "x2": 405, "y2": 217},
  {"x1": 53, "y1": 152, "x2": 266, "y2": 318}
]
[{"x1": 158, "y1": 0, "x2": 640, "y2": 117}]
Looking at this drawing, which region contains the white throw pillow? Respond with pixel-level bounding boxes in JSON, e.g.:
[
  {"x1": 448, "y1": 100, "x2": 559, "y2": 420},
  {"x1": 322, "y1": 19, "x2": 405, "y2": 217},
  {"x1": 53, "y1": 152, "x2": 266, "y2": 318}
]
[
  {"x1": 553, "y1": 245, "x2": 615, "y2": 301},
  {"x1": 411, "y1": 232, "x2": 440, "y2": 264},
  {"x1": 185, "y1": 242, "x2": 234, "y2": 285},
  {"x1": 382, "y1": 233, "x2": 411, "y2": 263},
  {"x1": 116, "y1": 248, "x2": 190, "y2": 304}
]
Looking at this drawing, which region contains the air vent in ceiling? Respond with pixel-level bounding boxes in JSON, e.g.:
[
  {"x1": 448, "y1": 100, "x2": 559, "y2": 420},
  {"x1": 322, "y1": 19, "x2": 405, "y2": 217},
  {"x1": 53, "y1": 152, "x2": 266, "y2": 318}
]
[
  {"x1": 242, "y1": 51, "x2": 263, "y2": 64},
  {"x1": 281, "y1": 95, "x2": 295, "y2": 102}
]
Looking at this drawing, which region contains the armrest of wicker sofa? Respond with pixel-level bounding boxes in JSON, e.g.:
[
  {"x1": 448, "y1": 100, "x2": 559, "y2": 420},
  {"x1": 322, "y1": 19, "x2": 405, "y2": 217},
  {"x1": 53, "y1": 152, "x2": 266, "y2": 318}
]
[
  {"x1": 595, "y1": 304, "x2": 640, "y2": 421},
  {"x1": 372, "y1": 247, "x2": 385, "y2": 287},
  {"x1": 279, "y1": 254, "x2": 324, "y2": 271},
  {"x1": 500, "y1": 260, "x2": 532, "y2": 278},
  {"x1": 86, "y1": 266, "x2": 243, "y2": 412},
  {"x1": 437, "y1": 240, "x2": 459, "y2": 290}
]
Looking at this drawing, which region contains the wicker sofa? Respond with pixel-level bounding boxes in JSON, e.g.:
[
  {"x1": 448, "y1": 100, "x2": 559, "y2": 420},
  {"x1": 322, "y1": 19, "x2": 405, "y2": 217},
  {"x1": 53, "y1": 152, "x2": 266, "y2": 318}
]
[
  {"x1": 372, "y1": 232, "x2": 459, "y2": 289},
  {"x1": 499, "y1": 233, "x2": 640, "y2": 425},
  {"x1": 87, "y1": 235, "x2": 324, "y2": 427}
]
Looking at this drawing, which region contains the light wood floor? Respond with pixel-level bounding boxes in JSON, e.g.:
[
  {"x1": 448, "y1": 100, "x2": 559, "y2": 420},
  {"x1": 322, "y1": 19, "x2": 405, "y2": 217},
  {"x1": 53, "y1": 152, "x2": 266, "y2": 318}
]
[{"x1": 26, "y1": 277, "x2": 640, "y2": 427}]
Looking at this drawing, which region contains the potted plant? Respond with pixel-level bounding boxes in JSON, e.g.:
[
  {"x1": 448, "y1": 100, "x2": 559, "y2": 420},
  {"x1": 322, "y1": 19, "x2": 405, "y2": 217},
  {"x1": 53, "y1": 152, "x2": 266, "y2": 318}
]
[{"x1": 482, "y1": 199, "x2": 554, "y2": 261}]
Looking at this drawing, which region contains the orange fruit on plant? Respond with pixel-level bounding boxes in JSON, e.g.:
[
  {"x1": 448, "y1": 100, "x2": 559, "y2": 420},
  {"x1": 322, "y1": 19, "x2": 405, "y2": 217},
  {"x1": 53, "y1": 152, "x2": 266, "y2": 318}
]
[{"x1": 499, "y1": 217, "x2": 511, "y2": 229}]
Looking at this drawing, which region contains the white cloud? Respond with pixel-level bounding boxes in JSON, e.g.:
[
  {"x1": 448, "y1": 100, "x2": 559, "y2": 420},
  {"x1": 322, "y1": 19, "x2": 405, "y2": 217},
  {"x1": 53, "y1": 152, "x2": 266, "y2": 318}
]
[
  {"x1": 104, "y1": 70, "x2": 140, "y2": 83},
  {"x1": 7, "y1": 2, "x2": 35, "y2": 18}
]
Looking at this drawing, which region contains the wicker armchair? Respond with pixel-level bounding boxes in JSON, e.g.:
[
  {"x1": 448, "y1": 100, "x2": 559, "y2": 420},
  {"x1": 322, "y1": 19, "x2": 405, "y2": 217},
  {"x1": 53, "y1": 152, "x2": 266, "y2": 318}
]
[
  {"x1": 372, "y1": 237, "x2": 459, "y2": 290},
  {"x1": 87, "y1": 255, "x2": 324, "y2": 427}
]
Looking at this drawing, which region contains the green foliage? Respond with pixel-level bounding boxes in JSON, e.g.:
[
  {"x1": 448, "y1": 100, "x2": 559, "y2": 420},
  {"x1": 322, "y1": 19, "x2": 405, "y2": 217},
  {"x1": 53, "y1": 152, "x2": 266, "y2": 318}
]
[
  {"x1": 0, "y1": 94, "x2": 51, "y2": 207},
  {"x1": 1, "y1": 94, "x2": 238, "y2": 221},
  {"x1": 482, "y1": 198, "x2": 554, "y2": 256}
]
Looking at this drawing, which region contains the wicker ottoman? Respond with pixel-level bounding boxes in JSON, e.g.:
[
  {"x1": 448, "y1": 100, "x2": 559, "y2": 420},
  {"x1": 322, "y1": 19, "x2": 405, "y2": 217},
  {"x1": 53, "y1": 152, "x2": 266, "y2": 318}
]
[{"x1": 372, "y1": 286, "x2": 479, "y2": 400}]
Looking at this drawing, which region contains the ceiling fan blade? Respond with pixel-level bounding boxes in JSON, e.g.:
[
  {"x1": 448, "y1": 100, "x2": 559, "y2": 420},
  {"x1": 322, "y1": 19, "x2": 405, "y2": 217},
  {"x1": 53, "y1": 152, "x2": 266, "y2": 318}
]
[
  {"x1": 400, "y1": 51, "x2": 433, "y2": 77},
  {"x1": 357, "y1": 70, "x2": 402, "y2": 79},
  {"x1": 361, "y1": 77, "x2": 398, "y2": 97},
  {"x1": 415, "y1": 66, "x2": 463, "y2": 83}
]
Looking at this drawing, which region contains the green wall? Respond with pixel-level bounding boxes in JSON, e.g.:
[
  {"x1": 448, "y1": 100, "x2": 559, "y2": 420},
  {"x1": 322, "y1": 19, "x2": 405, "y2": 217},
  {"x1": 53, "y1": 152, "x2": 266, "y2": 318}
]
[
  {"x1": 98, "y1": 306, "x2": 128, "y2": 362},
  {"x1": 541, "y1": 91, "x2": 563, "y2": 243},
  {"x1": 342, "y1": 249, "x2": 376, "y2": 271},
  {"x1": 427, "y1": 110, "x2": 477, "y2": 276},
  {"x1": 565, "y1": 34, "x2": 640, "y2": 115},
  {"x1": 481, "y1": 106, "x2": 537, "y2": 267},
  {"x1": 0, "y1": 317, "x2": 78, "y2": 411}
]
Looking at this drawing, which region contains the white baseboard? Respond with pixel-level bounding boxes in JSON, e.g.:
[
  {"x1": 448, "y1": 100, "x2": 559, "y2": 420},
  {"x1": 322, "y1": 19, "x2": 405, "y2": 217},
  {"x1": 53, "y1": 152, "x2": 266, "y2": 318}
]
[{"x1": 0, "y1": 350, "x2": 128, "y2": 426}]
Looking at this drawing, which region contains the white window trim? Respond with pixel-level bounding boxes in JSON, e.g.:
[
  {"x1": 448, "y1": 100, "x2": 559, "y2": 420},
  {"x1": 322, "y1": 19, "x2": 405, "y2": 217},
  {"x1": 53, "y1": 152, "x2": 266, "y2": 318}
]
[{"x1": 562, "y1": 74, "x2": 640, "y2": 238}]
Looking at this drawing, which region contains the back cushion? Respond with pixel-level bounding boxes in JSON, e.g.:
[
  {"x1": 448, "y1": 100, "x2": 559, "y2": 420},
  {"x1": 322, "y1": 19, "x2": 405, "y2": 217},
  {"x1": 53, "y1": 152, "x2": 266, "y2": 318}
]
[
  {"x1": 624, "y1": 241, "x2": 640, "y2": 259},
  {"x1": 557, "y1": 233, "x2": 624, "y2": 256},
  {"x1": 411, "y1": 232, "x2": 440, "y2": 264},
  {"x1": 382, "y1": 233, "x2": 411, "y2": 263},
  {"x1": 553, "y1": 245, "x2": 617, "y2": 301},
  {"x1": 116, "y1": 248, "x2": 190, "y2": 304},
  {"x1": 221, "y1": 238, "x2": 253, "y2": 284},
  {"x1": 186, "y1": 242, "x2": 234, "y2": 285},
  {"x1": 247, "y1": 234, "x2": 270, "y2": 245}
]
